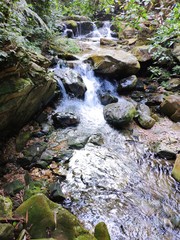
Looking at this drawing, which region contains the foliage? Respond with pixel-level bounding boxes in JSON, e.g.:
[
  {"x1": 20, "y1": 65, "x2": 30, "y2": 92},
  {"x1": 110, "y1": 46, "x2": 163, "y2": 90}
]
[{"x1": 148, "y1": 66, "x2": 171, "y2": 81}]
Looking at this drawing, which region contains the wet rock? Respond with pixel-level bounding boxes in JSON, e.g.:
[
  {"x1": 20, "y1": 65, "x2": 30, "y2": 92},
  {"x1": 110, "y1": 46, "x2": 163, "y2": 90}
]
[
  {"x1": 48, "y1": 182, "x2": 66, "y2": 202},
  {"x1": 172, "y1": 154, "x2": 180, "y2": 182},
  {"x1": 0, "y1": 223, "x2": 14, "y2": 240},
  {"x1": 170, "y1": 215, "x2": 180, "y2": 228},
  {"x1": 137, "y1": 104, "x2": 156, "y2": 129},
  {"x1": 145, "y1": 93, "x2": 164, "y2": 106},
  {"x1": 65, "y1": 29, "x2": 74, "y2": 38},
  {"x1": 103, "y1": 99, "x2": 136, "y2": 128},
  {"x1": 78, "y1": 21, "x2": 94, "y2": 35},
  {"x1": 88, "y1": 133, "x2": 104, "y2": 146},
  {"x1": 99, "y1": 92, "x2": 118, "y2": 105},
  {"x1": 160, "y1": 95, "x2": 180, "y2": 122},
  {"x1": 53, "y1": 150, "x2": 73, "y2": 164},
  {"x1": 52, "y1": 112, "x2": 80, "y2": 128},
  {"x1": 94, "y1": 222, "x2": 111, "y2": 240},
  {"x1": 86, "y1": 48, "x2": 140, "y2": 78},
  {"x1": 172, "y1": 42, "x2": 180, "y2": 62},
  {"x1": 156, "y1": 150, "x2": 176, "y2": 160},
  {"x1": 122, "y1": 26, "x2": 138, "y2": 39},
  {"x1": 4, "y1": 180, "x2": 24, "y2": 196},
  {"x1": 15, "y1": 193, "x2": 96, "y2": 239},
  {"x1": 0, "y1": 196, "x2": 12, "y2": 218},
  {"x1": 117, "y1": 75, "x2": 138, "y2": 93},
  {"x1": 55, "y1": 68, "x2": 87, "y2": 99},
  {"x1": 68, "y1": 135, "x2": 88, "y2": 149}
]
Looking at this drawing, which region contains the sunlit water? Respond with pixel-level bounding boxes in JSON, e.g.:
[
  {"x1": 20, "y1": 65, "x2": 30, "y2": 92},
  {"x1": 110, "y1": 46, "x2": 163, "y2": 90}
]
[{"x1": 53, "y1": 53, "x2": 180, "y2": 239}]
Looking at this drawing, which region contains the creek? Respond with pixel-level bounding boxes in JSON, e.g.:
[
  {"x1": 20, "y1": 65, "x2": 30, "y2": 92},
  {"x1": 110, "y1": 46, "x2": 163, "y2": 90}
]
[{"x1": 52, "y1": 23, "x2": 180, "y2": 240}]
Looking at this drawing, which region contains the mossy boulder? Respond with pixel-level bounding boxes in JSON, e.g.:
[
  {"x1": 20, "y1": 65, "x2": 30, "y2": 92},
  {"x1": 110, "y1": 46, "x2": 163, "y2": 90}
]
[
  {"x1": 94, "y1": 222, "x2": 110, "y2": 240},
  {"x1": 15, "y1": 193, "x2": 96, "y2": 239},
  {"x1": 0, "y1": 196, "x2": 13, "y2": 218},
  {"x1": 103, "y1": 99, "x2": 136, "y2": 128},
  {"x1": 137, "y1": 104, "x2": 156, "y2": 129},
  {"x1": 172, "y1": 154, "x2": 180, "y2": 182}
]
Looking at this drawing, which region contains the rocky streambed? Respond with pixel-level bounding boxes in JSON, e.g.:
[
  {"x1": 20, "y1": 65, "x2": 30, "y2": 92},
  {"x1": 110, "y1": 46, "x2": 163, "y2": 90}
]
[{"x1": 0, "y1": 20, "x2": 180, "y2": 240}]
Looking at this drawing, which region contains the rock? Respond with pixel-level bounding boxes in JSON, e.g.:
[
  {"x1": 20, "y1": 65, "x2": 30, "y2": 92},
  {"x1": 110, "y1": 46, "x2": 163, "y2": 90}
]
[
  {"x1": 156, "y1": 150, "x2": 176, "y2": 160},
  {"x1": 172, "y1": 42, "x2": 180, "y2": 62},
  {"x1": 131, "y1": 45, "x2": 152, "y2": 62},
  {"x1": 0, "y1": 196, "x2": 13, "y2": 218},
  {"x1": 164, "y1": 78, "x2": 180, "y2": 91},
  {"x1": 88, "y1": 133, "x2": 104, "y2": 146},
  {"x1": 4, "y1": 180, "x2": 24, "y2": 196},
  {"x1": 55, "y1": 68, "x2": 87, "y2": 99},
  {"x1": 160, "y1": 95, "x2": 180, "y2": 122},
  {"x1": 68, "y1": 135, "x2": 88, "y2": 149},
  {"x1": 0, "y1": 49, "x2": 56, "y2": 138},
  {"x1": 16, "y1": 131, "x2": 31, "y2": 152},
  {"x1": 24, "y1": 181, "x2": 48, "y2": 201},
  {"x1": 52, "y1": 112, "x2": 80, "y2": 128},
  {"x1": 99, "y1": 92, "x2": 118, "y2": 105},
  {"x1": 65, "y1": 29, "x2": 74, "y2": 38},
  {"x1": 94, "y1": 222, "x2": 111, "y2": 240},
  {"x1": 78, "y1": 21, "x2": 94, "y2": 35},
  {"x1": 100, "y1": 38, "x2": 117, "y2": 46},
  {"x1": 137, "y1": 104, "x2": 156, "y2": 129},
  {"x1": 117, "y1": 75, "x2": 138, "y2": 93},
  {"x1": 65, "y1": 20, "x2": 78, "y2": 36},
  {"x1": 122, "y1": 26, "x2": 137, "y2": 39},
  {"x1": 15, "y1": 193, "x2": 96, "y2": 239},
  {"x1": 48, "y1": 182, "x2": 66, "y2": 202},
  {"x1": 86, "y1": 48, "x2": 140, "y2": 78},
  {"x1": 0, "y1": 223, "x2": 14, "y2": 240},
  {"x1": 172, "y1": 154, "x2": 180, "y2": 182},
  {"x1": 103, "y1": 99, "x2": 136, "y2": 128}
]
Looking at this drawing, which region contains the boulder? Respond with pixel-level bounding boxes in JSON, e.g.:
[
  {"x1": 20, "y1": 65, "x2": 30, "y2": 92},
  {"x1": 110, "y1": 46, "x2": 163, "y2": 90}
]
[
  {"x1": 100, "y1": 38, "x2": 117, "y2": 46},
  {"x1": 52, "y1": 112, "x2": 80, "y2": 128},
  {"x1": 160, "y1": 95, "x2": 180, "y2": 122},
  {"x1": 0, "y1": 48, "x2": 56, "y2": 138},
  {"x1": 172, "y1": 154, "x2": 180, "y2": 182},
  {"x1": 0, "y1": 196, "x2": 13, "y2": 218},
  {"x1": 137, "y1": 104, "x2": 156, "y2": 129},
  {"x1": 55, "y1": 68, "x2": 87, "y2": 99},
  {"x1": 78, "y1": 21, "x2": 94, "y2": 35},
  {"x1": 117, "y1": 75, "x2": 138, "y2": 93},
  {"x1": 103, "y1": 99, "x2": 136, "y2": 128},
  {"x1": 15, "y1": 193, "x2": 96, "y2": 239},
  {"x1": 86, "y1": 48, "x2": 140, "y2": 78}
]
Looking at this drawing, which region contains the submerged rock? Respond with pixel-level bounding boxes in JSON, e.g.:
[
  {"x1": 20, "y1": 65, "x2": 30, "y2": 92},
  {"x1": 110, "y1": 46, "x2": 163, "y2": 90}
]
[
  {"x1": 172, "y1": 154, "x2": 180, "y2": 182},
  {"x1": 15, "y1": 193, "x2": 96, "y2": 239},
  {"x1": 86, "y1": 48, "x2": 140, "y2": 78},
  {"x1": 52, "y1": 112, "x2": 80, "y2": 128},
  {"x1": 160, "y1": 95, "x2": 180, "y2": 122},
  {"x1": 103, "y1": 99, "x2": 136, "y2": 128}
]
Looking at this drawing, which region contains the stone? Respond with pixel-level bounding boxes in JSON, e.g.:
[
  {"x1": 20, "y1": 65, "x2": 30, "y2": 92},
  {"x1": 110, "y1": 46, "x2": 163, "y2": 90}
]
[
  {"x1": 86, "y1": 48, "x2": 140, "y2": 78},
  {"x1": 0, "y1": 196, "x2": 13, "y2": 218},
  {"x1": 77, "y1": 21, "x2": 94, "y2": 36},
  {"x1": 172, "y1": 42, "x2": 180, "y2": 62},
  {"x1": 52, "y1": 112, "x2": 80, "y2": 128},
  {"x1": 156, "y1": 150, "x2": 176, "y2": 160},
  {"x1": 0, "y1": 223, "x2": 14, "y2": 240},
  {"x1": 117, "y1": 75, "x2": 138, "y2": 93},
  {"x1": 4, "y1": 180, "x2": 24, "y2": 196},
  {"x1": 88, "y1": 133, "x2": 104, "y2": 146},
  {"x1": 16, "y1": 131, "x2": 31, "y2": 152},
  {"x1": 103, "y1": 99, "x2": 136, "y2": 128},
  {"x1": 160, "y1": 95, "x2": 180, "y2": 122},
  {"x1": 48, "y1": 182, "x2": 66, "y2": 202},
  {"x1": 94, "y1": 222, "x2": 111, "y2": 240},
  {"x1": 99, "y1": 93, "x2": 118, "y2": 105},
  {"x1": 55, "y1": 68, "x2": 87, "y2": 99},
  {"x1": 131, "y1": 45, "x2": 152, "y2": 62},
  {"x1": 100, "y1": 38, "x2": 117, "y2": 46},
  {"x1": 164, "y1": 78, "x2": 180, "y2": 91},
  {"x1": 15, "y1": 193, "x2": 96, "y2": 239},
  {"x1": 172, "y1": 154, "x2": 180, "y2": 182},
  {"x1": 137, "y1": 104, "x2": 156, "y2": 129}
]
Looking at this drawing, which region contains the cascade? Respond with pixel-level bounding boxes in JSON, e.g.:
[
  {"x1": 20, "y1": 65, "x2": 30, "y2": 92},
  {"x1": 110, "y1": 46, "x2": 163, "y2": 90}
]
[{"x1": 53, "y1": 45, "x2": 179, "y2": 240}]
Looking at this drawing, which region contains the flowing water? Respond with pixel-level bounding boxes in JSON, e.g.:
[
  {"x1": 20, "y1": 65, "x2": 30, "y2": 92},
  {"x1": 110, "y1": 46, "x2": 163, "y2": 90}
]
[{"x1": 53, "y1": 25, "x2": 180, "y2": 239}]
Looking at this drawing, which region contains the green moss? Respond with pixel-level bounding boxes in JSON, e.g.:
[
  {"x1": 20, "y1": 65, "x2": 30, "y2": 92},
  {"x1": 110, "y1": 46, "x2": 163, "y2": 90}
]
[
  {"x1": 94, "y1": 222, "x2": 110, "y2": 240},
  {"x1": 51, "y1": 37, "x2": 81, "y2": 54},
  {"x1": 0, "y1": 196, "x2": 13, "y2": 218},
  {"x1": 66, "y1": 20, "x2": 78, "y2": 28}
]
